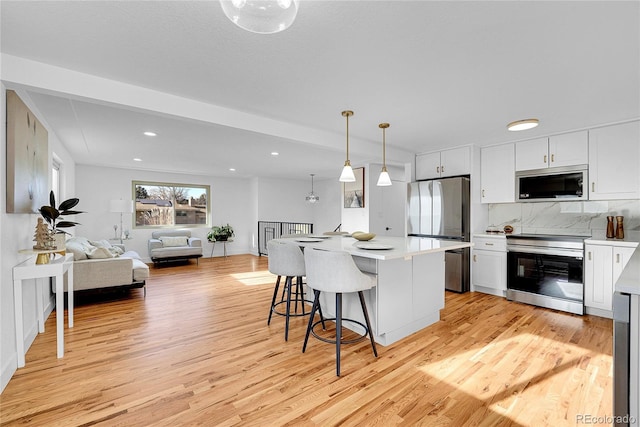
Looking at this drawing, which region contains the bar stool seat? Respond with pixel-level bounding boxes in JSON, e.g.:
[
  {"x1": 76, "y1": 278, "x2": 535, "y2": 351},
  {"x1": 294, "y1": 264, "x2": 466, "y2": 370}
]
[
  {"x1": 302, "y1": 248, "x2": 378, "y2": 376},
  {"x1": 267, "y1": 240, "x2": 317, "y2": 341}
]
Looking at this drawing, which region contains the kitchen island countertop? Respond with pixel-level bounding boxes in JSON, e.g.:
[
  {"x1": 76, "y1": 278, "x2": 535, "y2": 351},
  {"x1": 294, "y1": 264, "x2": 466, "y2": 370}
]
[{"x1": 280, "y1": 235, "x2": 471, "y2": 260}]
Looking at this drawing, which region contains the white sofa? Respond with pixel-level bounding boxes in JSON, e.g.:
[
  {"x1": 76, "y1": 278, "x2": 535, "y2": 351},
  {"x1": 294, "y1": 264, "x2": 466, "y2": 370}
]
[
  {"x1": 61, "y1": 237, "x2": 149, "y2": 294},
  {"x1": 148, "y1": 229, "x2": 203, "y2": 266}
]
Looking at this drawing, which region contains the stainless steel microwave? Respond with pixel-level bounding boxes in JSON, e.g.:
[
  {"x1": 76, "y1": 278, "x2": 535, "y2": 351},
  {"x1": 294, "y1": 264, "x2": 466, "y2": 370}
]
[{"x1": 516, "y1": 165, "x2": 588, "y2": 202}]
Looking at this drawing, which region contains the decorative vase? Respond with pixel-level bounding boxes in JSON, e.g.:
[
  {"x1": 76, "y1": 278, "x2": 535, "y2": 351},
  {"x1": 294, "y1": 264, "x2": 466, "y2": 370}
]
[
  {"x1": 54, "y1": 233, "x2": 66, "y2": 251},
  {"x1": 615, "y1": 216, "x2": 625, "y2": 239},
  {"x1": 606, "y1": 216, "x2": 615, "y2": 239}
]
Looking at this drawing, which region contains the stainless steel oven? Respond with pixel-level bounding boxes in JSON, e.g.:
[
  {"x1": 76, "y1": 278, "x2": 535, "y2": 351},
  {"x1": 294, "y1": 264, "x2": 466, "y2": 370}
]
[{"x1": 506, "y1": 234, "x2": 586, "y2": 315}]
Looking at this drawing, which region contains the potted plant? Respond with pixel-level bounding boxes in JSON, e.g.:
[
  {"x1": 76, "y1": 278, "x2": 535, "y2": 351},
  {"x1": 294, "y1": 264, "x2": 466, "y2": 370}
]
[
  {"x1": 208, "y1": 224, "x2": 234, "y2": 242},
  {"x1": 37, "y1": 191, "x2": 84, "y2": 249}
]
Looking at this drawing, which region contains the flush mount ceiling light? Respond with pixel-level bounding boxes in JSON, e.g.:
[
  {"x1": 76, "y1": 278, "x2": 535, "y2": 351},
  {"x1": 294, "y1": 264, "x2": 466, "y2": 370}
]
[
  {"x1": 305, "y1": 173, "x2": 319, "y2": 204},
  {"x1": 507, "y1": 118, "x2": 539, "y2": 131},
  {"x1": 220, "y1": 0, "x2": 299, "y2": 34},
  {"x1": 376, "y1": 123, "x2": 392, "y2": 187},
  {"x1": 339, "y1": 110, "x2": 356, "y2": 182},
  {"x1": 143, "y1": 131, "x2": 157, "y2": 137}
]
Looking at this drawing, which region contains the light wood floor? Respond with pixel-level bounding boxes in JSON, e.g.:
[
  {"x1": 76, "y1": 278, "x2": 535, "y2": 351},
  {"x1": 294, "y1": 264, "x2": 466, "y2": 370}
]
[{"x1": 1, "y1": 255, "x2": 613, "y2": 426}]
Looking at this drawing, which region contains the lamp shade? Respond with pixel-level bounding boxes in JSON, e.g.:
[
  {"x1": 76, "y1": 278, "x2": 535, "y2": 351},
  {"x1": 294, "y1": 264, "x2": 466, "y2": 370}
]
[
  {"x1": 220, "y1": 0, "x2": 299, "y2": 34},
  {"x1": 110, "y1": 199, "x2": 133, "y2": 213},
  {"x1": 339, "y1": 164, "x2": 356, "y2": 182},
  {"x1": 377, "y1": 169, "x2": 392, "y2": 186}
]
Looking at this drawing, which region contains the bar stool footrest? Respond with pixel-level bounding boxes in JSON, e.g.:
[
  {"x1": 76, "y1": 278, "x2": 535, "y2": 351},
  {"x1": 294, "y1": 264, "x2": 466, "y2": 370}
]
[
  {"x1": 271, "y1": 299, "x2": 314, "y2": 318},
  {"x1": 310, "y1": 318, "x2": 369, "y2": 345}
]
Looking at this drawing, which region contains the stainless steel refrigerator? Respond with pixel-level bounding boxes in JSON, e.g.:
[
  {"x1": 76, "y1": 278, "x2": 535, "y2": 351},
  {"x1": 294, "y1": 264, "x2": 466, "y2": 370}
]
[{"x1": 407, "y1": 176, "x2": 470, "y2": 292}]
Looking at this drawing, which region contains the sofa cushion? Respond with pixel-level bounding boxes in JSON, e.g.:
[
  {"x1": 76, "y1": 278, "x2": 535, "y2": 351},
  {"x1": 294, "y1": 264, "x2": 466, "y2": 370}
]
[
  {"x1": 66, "y1": 237, "x2": 93, "y2": 261},
  {"x1": 86, "y1": 246, "x2": 115, "y2": 259},
  {"x1": 159, "y1": 236, "x2": 189, "y2": 247},
  {"x1": 90, "y1": 239, "x2": 124, "y2": 256},
  {"x1": 132, "y1": 259, "x2": 150, "y2": 281}
]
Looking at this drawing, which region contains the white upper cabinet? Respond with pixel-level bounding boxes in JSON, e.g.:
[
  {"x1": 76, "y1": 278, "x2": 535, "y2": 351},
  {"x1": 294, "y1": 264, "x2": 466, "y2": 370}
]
[
  {"x1": 415, "y1": 146, "x2": 470, "y2": 180},
  {"x1": 589, "y1": 121, "x2": 640, "y2": 200},
  {"x1": 515, "y1": 131, "x2": 588, "y2": 171},
  {"x1": 481, "y1": 143, "x2": 515, "y2": 204}
]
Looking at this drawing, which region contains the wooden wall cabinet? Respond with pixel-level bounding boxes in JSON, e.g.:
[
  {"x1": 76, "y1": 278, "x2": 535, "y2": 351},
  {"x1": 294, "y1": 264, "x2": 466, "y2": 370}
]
[
  {"x1": 515, "y1": 131, "x2": 588, "y2": 171},
  {"x1": 416, "y1": 146, "x2": 470, "y2": 180},
  {"x1": 480, "y1": 144, "x2": 515, "y2": 204},
  {"x1": 589, "y1": 121, "x2": 640, "y2": 200}
]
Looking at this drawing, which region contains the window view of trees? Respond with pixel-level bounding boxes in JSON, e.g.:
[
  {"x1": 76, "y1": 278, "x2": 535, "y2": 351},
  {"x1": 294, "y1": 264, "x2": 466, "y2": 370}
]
[{"x1": 133, "y1": 181, "x2": 209, "y2": 227}]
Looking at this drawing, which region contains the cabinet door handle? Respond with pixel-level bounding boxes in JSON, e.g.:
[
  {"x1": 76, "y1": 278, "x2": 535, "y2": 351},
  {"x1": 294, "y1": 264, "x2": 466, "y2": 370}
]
[
  {"x1": 616, "y1": 253, "x2": 621, "y2": 263},
  {"x1": 588, "y1": 251, "x2": 592, "y2": 261},
  {"x1": 441, "y1": 165, "x2": 444, "y2": 173},
  {"x1": 544, "y1": 155, "x2": 547, "y2": 164},
  {"x1": 551, "y1": 154, "x2": 555, "y2": 163},
  {"x1": 485, "y1": 243, "x2": 494, "y2": 246},
  {"x1": 482, "y1": 189, "x2": 485, "y2": 198},
  {"x1": 473, "y1": 254, "x2": 477, "y2": 262},
  {"x1": 436, "y1": 166, "x2": 440, "y2": 173},
  {"x1": 592, "y1": 182, "x2": 595, "y2": 192}
]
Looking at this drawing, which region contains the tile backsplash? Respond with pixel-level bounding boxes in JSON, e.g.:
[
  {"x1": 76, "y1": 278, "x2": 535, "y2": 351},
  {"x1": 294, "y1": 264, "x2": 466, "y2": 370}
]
[{"x1": 488, "y1": 200, "x2": 640, "y2": 235}]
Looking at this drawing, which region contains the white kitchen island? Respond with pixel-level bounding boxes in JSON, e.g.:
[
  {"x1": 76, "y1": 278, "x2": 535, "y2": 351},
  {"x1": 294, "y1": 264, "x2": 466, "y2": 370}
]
[{"x1": 277, "y1": 235, "x2": 472, "y2": 346}]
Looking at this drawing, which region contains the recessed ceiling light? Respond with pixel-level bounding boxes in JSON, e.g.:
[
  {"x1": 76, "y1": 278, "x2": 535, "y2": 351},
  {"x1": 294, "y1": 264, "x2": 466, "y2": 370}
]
[
  {"x1": 133, "y1": 158, "x2": 142, "y2": 162},
  {"x1": 143, "y1": 131, "x2": 157, "y2": 136},
  {"x1": 507, "y1": 119, "x2": 539, "y2": 131},
  {"x1": 229, "y1": 168, "x2": 236, "y2": 172},
  {"x1": 271, "y1": 152, "x2": 279, "y2": 156}
]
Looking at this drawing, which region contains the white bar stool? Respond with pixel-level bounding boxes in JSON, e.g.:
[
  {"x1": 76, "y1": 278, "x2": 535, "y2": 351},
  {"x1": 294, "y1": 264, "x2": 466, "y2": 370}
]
[
  {"x1": 302, "y1": 248, "x2": 378, "y2": 376},
  {"x1": 267, "y1": 240, "x2": 317, "y2": 341}
]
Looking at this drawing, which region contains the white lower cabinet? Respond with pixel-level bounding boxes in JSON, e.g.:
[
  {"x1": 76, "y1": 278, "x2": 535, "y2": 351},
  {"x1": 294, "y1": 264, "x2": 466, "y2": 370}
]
[
  {"x1": 472, "y1": 235, "x2": 507, "y2": 296},
  {"x1": 585, "y1": 242, "x2": 637, "y2": 315}
]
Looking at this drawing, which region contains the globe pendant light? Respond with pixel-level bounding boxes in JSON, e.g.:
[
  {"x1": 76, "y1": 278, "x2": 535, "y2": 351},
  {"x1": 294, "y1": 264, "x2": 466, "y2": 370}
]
[
  {"x1": 305, "y1": 174, "x2": 320, "y2": 204},
  {"x1": 220, "y1": 0, "x2": 299, "y2": 35},
  {"x1": 377, "y1": 123, "x2": 392, "y2": 186},
  {"x1": 339, "y1": 110, "x2": 356, "y2": 182}
]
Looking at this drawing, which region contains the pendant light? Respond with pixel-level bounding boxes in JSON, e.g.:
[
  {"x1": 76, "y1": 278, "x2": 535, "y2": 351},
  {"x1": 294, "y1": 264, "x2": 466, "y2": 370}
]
[
  {"x1": 339, "y1": 110, "x2": 356, "y2": 182},
  {"x1": 305, "y1": 174, "x2": 320, "y2": 204},
  {"x1": 219, "y1": 0, "x2": 299, "y2": 35},
  {"x1": 376, "y1": 123, "x2": 392, "y2": 186}
]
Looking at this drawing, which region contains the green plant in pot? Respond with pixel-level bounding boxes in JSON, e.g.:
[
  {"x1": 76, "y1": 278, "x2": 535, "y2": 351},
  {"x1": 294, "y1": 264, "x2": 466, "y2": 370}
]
[
  {"x1": 36, "y1": 191, "x2": 84, "y2": 250},
  {"x1": 208, "y1": 224, "x2": 234, "y2": 242}
]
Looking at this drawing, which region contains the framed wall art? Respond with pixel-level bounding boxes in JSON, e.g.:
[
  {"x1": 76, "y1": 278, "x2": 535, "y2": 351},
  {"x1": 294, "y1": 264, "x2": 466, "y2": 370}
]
[
  {"x1": 343, "y1": 167, "x2": 365, "y2": 208},
  {"x1": 6, "y1": 90, "x2": 49, "y2": 213}
]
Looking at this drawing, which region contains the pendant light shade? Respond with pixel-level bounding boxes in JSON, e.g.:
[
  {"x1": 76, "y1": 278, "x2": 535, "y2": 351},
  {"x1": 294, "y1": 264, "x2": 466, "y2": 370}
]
[
  {"x1": 220, "y1": 0, "x2": 299, "y2": 35},
  {"x1": 305, "y1": 174, "x2": 320, "y2": 204},
  {"x1": 376, "y1": 123, "x2": 392, "y2": 186},
  {"x1": 339, "y1": 110, "x2": 356, "y2": 182}
]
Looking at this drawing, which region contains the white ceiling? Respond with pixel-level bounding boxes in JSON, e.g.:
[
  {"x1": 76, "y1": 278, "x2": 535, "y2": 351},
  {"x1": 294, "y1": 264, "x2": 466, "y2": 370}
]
[{"x1": 1, "y1": 1, "x2": 639, "y2": 180}]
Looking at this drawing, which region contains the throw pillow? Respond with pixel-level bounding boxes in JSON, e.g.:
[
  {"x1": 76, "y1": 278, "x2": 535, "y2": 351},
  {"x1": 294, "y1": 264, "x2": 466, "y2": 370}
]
[
  {"x1": 86, "y1": 246, "x2": 115, "y2": 259},
  {"x1": 159, "y1": 236, "x2": 188, "y2": 247},
  {"x1": 108, "y1": 246, "x2": 124, "y2": 256},
  {"x1": 90, "y1": 239, "x2": 113, "y2": 249}
]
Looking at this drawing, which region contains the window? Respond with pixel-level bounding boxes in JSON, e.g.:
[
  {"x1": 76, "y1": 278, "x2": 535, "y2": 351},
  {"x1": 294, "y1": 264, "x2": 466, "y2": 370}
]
[
  {"x1": 133, "y1": 181, "x2": 210, "y2": 228},
  {"x1": 51, "y1": 158, "x2": 61, "y2": 201}
]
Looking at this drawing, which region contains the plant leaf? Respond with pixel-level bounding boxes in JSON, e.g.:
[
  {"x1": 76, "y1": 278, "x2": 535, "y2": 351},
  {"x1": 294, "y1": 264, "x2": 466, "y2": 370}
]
[
  {"x1": 56, "y1": 221, "x2": 80, "y2": 228},
  {"x1": 58, "y1": 198, "x2": 79, "y2": 211},
  {"x1": 39, "y1": 206, "x2": 60, "y2": 220},
  {"x1": 59, "y1": 210, "x2": 84, "y2": 216}
]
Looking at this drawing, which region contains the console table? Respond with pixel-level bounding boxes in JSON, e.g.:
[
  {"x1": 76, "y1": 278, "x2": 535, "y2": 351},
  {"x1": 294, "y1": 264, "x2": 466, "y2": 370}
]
[{"x1": 13, "y1": 253, "x2": 74, "y2": 367}]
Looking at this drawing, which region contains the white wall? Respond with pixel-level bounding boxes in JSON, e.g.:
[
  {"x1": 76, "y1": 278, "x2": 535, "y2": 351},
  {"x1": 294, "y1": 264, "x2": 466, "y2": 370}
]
[
  {"x1": 1, "y1": 85, "x2": 76, "y2": 393},
  {"x1": 75, "y1": 165, "x2": 255, "y2": 260}
]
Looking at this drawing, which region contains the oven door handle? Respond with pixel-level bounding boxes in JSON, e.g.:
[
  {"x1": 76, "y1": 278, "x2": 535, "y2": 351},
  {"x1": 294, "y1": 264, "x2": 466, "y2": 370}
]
[{"x1": 507, "y1": 245, "x2": 584, "y2": 258}]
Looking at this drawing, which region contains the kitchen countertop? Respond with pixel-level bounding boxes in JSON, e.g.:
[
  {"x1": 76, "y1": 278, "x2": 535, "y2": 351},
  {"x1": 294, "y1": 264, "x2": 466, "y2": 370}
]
[
  {"x1": 615, "y1": 244, "x2": 640, "y2": 295},
  {"x1": 586, "y1": 230, "x2": 640, "y2": 247},
  {"x1": 276, "y1": 235, "x2": 472, "y2": 261}
]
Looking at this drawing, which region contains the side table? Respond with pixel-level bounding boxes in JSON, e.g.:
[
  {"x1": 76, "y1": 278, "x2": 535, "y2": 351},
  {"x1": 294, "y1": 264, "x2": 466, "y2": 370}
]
[
  {"x1": 13, "y1": 253, "x2": 74, "y2": 367},
  {"x1": 209, "y1": 239, "x2": 233, "y2": 257}
]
